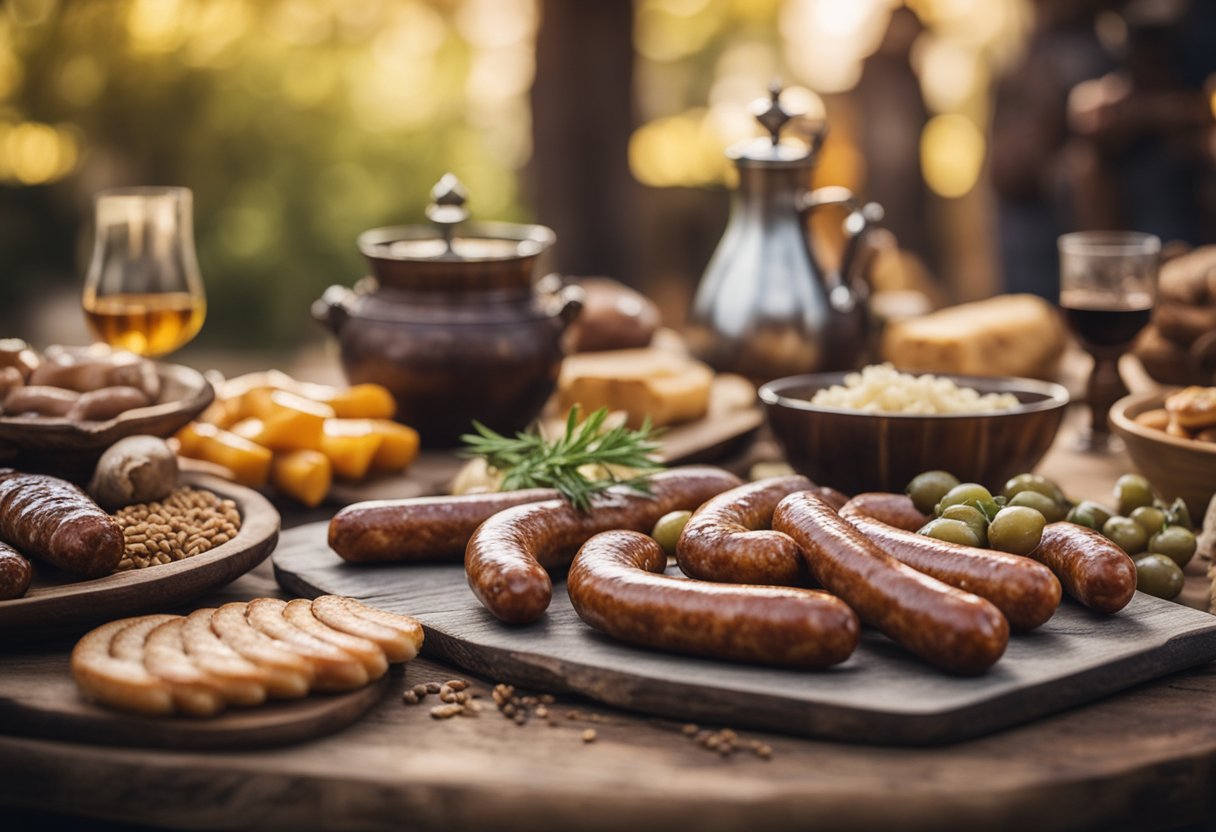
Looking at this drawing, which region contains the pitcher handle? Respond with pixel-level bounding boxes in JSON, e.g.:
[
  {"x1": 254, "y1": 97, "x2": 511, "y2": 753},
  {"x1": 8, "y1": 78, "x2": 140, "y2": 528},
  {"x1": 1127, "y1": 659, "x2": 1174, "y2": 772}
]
[{"x1": 798, "y1": 186, "x2": 884, "y2": 293}]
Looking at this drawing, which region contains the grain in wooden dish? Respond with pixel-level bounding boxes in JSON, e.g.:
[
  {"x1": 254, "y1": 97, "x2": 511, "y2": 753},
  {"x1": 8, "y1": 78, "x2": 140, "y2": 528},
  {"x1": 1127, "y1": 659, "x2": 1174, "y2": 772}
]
[
  {"x1": 810, "y1": 363, "x2": 1019, "y2": 415},
  {"x1": 113, "y1": 486, "x2": 242, "y2": 570}
]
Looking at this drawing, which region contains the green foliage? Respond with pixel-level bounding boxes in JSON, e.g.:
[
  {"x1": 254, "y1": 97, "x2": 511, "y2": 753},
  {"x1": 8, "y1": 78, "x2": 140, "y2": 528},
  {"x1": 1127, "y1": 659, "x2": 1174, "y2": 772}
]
[{"x1": 0, "y1": 1, "x2": 533, "y2": 347}]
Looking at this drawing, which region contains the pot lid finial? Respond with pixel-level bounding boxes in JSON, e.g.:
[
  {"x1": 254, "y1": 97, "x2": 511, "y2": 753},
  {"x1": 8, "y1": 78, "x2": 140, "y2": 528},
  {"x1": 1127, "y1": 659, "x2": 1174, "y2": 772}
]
[{"x1": 426, "y1": 173, "x2": 470, "y2": 251}]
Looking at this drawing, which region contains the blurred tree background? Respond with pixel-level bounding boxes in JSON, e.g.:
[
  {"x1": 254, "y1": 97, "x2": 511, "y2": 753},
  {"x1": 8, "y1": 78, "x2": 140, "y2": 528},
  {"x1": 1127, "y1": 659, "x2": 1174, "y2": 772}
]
[
  {"x1": 0, "y1": 0, "x2": 1100, "y2": 355},
  {"x1": 0, "y1": 0, "x2": 537, "y2": 349}
]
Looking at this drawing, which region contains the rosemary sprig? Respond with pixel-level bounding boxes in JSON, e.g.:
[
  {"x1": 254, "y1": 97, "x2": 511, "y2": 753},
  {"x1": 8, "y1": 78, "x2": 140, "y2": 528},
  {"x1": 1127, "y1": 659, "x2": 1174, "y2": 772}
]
[{"x1": 459, "y1": 406, "x2": 664, "y2": 511}]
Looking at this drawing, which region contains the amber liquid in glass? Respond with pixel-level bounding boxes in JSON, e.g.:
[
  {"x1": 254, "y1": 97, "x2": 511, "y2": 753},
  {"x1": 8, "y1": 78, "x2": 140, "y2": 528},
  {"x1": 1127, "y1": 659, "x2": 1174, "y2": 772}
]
[{"x1": 83, "y1": 292, "x2": 206, "y2": 357}]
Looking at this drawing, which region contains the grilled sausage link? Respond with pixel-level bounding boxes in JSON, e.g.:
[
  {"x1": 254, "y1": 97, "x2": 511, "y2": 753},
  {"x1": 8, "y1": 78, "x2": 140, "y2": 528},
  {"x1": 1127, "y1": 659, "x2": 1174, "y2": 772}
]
[
  {"x1": 1032, "y1": 523, "x2": 1137, "y2": 614},
  {"x1": 845, "y1": 514, "x2": 1061, "y2": 631},
  {"x1": 0, "y1": 469, "x2": 123, "y2": 577},
  {"x1": 465, "y1": 466, "x2": 743, "y2": 624},
  {"x1": 568, "y1": 530, "x2": 859, "y2": 667},
  {"x1": 840, "y1": 492, "x2": 930, "y2": 532},
  {"x1": 0, "y1": 541, "x2": 32, "y2": 600},
  {"x1": 675, "y1": 476, "x2": 814, "y2": 586},
  {"x1": 329, "y1": 488, "x2": 559, "y2": 563},
  {"x1": 773, "y1": 491, "x2": 1009, "y2": 674}
]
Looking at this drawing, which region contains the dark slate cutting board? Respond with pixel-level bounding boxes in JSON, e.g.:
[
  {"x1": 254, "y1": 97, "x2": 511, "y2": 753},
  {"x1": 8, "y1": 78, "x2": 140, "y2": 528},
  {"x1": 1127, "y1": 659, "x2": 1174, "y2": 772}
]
[{"x1": 273, "y1": 522, "x2": 1216, "y2": 745}]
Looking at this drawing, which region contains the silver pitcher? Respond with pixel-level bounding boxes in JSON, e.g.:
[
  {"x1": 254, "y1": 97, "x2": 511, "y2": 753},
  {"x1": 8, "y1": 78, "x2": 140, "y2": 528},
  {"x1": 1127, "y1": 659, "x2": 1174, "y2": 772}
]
[{"x1": 686, "y1": 83, "x2": 883, "y2": 383}]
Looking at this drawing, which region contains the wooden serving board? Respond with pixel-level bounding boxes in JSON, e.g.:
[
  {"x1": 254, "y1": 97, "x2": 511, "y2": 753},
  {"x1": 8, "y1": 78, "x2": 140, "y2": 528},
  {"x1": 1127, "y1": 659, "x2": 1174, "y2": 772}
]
[
  {"x1": 0, "y1": 474, "x2": 280, "y2": 641},
  {"x1": 327, "y1": 374, "x2": 763, "y2": 504},
  {"x1": 0, "y1": 645, "x2": 389, "y2": 750},
  {"x1": 274, "y1": 521, "x2": 1216, "y2": 746}
]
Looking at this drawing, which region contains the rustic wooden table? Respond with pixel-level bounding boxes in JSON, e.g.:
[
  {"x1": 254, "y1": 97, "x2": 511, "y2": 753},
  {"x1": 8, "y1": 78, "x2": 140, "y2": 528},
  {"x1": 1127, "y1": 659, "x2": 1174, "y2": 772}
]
[{"x1": 3, "y1": 406, "x2": 1214, "y2": 832}]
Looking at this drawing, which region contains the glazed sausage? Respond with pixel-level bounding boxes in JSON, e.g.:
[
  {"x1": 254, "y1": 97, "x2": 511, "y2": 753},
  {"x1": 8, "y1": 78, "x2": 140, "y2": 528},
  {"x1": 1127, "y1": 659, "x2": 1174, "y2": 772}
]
[
  {"x1": 1032, "y1": 523, "x2": 1137, "y2": 614},
  {"x1": 466, "y1": 466, "x2": 743, "y2": 624},
  {"x1": 808, "y1": 485, "x2": 850, "y2": 512},
  {"x1": 0, "y1": 470, "x2": 123, "y2": 577},
  {"x1": 329, "y1": 488, "x2": 560, "y2": 563},
  {"x1": 845, "y1": 515, "x2": 1061, "y2": 631},
  {"x1": 3, "y1": 385, "x2": 78, "y2": 417},
  {"x1": 675, "y1": 476, "x2": 814, "y2": 586},
  {"x1": 0, "y1": 541, "x2": 32, "y2": 600},
  {"x1": 840, "y1": 492, "x2": 930, "y2": 532},
  {"x1": 68, "y1": 386, "x2": 152, "y2": 421},
  {"x1": 773, "y1": 491, "x2": 1009, "y2": 674},
  {"x1": 568, "y1": 530, "x2": 859, "y2": 667}
]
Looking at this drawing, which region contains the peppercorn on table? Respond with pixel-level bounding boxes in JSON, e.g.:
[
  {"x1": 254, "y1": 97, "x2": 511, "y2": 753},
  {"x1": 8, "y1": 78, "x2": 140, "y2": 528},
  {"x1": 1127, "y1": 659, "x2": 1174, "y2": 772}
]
[{"x1": 2, "y1": 407, "x2": 1215, "y2": 832}]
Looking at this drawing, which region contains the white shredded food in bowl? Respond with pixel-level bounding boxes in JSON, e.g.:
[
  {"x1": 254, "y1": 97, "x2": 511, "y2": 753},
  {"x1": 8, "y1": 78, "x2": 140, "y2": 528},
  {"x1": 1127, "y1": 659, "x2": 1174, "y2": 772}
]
[{"x1": 809, "y1": 364, "x2": 1020, "y2": 415}]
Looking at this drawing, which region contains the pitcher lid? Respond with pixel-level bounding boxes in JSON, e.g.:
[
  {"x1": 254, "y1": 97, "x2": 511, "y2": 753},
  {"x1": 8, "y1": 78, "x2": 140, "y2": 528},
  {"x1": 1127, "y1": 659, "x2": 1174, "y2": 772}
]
[{"x1": 726, "y1": 82, "x2": 826, "y2": 169}]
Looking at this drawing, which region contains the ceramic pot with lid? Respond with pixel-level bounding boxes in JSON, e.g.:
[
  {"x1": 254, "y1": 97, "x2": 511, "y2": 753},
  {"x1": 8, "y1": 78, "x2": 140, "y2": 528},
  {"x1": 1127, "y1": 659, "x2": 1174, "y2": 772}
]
[
  {"x1": 686, "y1": 83, "x2": 884, "y2": 384},
  {"x1": 313, "y1": 175, "x2": 582, "y2": 447}
]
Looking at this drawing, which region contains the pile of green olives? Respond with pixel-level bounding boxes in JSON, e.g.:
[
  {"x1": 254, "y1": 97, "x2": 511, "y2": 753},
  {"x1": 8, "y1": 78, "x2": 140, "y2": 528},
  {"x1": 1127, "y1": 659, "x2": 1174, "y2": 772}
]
[
  {"x1": 905, "y1": 470, "x2": 1197, "y2": 600},
  {"x1": 907, "y1": 472, "x2": 1051, "y2": 556}
]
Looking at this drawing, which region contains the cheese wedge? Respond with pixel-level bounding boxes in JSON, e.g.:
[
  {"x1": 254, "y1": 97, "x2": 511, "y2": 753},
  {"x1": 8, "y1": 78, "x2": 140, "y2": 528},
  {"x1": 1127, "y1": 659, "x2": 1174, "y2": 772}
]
[
  {"x1": 558, "y1": 348, "x2": 713, "y2": 428},
  {"x1": 881, "y1": 294, "x2": 1065, "y2": 379}
]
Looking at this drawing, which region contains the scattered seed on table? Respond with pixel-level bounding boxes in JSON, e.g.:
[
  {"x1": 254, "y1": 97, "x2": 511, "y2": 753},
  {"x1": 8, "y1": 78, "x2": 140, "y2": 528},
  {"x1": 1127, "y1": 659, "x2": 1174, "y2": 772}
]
[
  {"x1": 430, "y1": 704, "x2": 463, "y2": 719},
  {"x1": 445, "y1": 679, "x2": 469, "y2": 691},
  {"x1": 402, "y1": 690, "x2": 420, "y2": 705},
  {"x1": 581, "y1": 729, "x2": 597, "y2": 743},
  {"x1": 412, "y1": 684, "x2": 429, "y2": 699},
  {"x1": 755, "y1": 744, "x2": 773, "y2": 760},
  {"x1": 425, "y1": 682, "x2": 442, "y2": 694},
  {"x1": 535, "y1": 706, "x2": 548, "y2": 719},
  {"x1": 682, "y1": 723, "x2": 699, "y2": 736}
]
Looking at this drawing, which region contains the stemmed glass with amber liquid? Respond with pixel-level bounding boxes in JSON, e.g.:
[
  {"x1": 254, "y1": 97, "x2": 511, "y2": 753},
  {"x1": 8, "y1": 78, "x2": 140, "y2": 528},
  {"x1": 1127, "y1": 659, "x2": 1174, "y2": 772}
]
[
  {"x1": 1059, "y1": 231, "x2": 1159, "y2": 453},
  {"x1": 82, "y1": 187, "x2": 206, "y2": 357}
]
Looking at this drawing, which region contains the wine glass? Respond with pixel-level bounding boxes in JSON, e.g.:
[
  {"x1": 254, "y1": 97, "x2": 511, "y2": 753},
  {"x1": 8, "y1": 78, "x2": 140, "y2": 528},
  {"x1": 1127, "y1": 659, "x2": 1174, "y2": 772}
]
[
  {"x1": 1058, "y1": 231, "x2": 1160, "y2": 453},
  {"x1": 82, "y1": 186, "x2": 206, "y2": 357}
]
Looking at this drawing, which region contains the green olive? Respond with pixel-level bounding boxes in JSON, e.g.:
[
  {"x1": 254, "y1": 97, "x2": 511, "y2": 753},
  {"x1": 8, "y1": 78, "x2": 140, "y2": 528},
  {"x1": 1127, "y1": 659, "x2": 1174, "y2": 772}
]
[
  {"x1": 1133, "y1": 553, "x2": 1185, "y2": 600},
  {"x1": 940, "y1": 504, "x2": 989, "y2": 547},
  {"x1": 918, "y1": 518, "x2": 982, "y2": 547},
  {"x1": 1114, "y1": 474, "x2": 1155, "y2": 516},
  {"x1": 651, "y1": 510, "x2": 692, "y2": 557},
  {"x1": 1007, "y1": 490, "x2": 1066, "y2": 523},
  {"x1": 1148, "y1": 526, "x2": 1197, "y2": 569},
  {"x1": 935, "y1": 483, "x2": 994, "y2": 516},
  {"x1": 987, "y1": 506, "x2": 1046, "y2": 555},
  {"x1": 1002, "y1": 473, "x2": 1066, "y2": 505},
  {"x1": 906, "y1": 470, "x2": 961, "y2": 516},
  {"x1": 1067, "y1": 507, "x2": 1098, "y2": 530},
  {"x1": 1129, "y1": 506, "x2": 1166, "y2": 537},
  {"x1": 1068, "y1": 500, "x2": 1113, "y2": 530},
  {"x1": 1166, "y1": 498, "x2": 1194, "y2": 531},
  {"x1": 1102, "y1": 516, "x2": 1148, "y2": 555}
]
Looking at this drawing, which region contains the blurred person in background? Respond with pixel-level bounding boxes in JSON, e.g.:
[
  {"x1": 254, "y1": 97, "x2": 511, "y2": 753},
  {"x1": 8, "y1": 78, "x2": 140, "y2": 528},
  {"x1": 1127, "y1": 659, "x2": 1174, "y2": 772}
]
[{"x1": 991, "y1": 0, "x2": 1216, "y2": 299}]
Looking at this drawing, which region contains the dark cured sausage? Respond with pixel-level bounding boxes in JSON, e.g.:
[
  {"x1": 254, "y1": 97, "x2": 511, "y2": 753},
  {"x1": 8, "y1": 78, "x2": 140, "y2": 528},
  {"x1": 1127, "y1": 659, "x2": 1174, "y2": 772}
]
[
  {"x1": 1032, "y1": 523, "x2": 1137, "y2": 614},
  {"x1": 845, "y1": 514, "x2": 1061, "y2": 631},
  {"x1": 839, "y1": 492, "x2": 930, "y2": 532},
  {"x1": 0, "y1": 470, "x2": 122, "y2": 577},
  {"x1": 568, "y1": 530, "x2": 858, "y2": 667},
  {"x1": 329, "y1": 489, "x2": 559, "y2": 563},
  {"x1": 675, "y1": 476, "x2": 814, "y2": 586},
  {"x1": 466, "y1": 467, "x2": 743, "y2": 624},
  {"x1": 0, "y1": 541, "x2": 31, "y2": 600},
  {"x1": 773, "y1": 491, "x2": 1009, "y2": 675}
]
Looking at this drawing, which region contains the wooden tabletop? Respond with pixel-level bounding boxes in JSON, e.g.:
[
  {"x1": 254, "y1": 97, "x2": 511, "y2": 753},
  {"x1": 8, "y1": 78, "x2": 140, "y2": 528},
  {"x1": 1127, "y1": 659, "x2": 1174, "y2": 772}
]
[{"x1": 3, "y1": 405, "x2": 1215, "y2": 832}]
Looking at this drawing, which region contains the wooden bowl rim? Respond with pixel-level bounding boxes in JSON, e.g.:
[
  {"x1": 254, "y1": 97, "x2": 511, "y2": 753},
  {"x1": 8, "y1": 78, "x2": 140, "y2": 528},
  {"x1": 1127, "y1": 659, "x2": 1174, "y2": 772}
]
[
  {"x1": 758, "y1": 372, "x2": 1070, "y2": 420},
  {"x1": 0, "y1": 362, "x2": 214, "y2": 440},
  {"x1": 1109, "y1": 390, "x2": 1216, "y2": 458}
]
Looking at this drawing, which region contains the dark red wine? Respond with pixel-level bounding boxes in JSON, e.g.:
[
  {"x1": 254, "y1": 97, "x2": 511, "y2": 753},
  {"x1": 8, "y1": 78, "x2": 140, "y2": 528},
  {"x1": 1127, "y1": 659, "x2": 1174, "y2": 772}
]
[{"x1": 1061, "y1": 290, "x2": 1152, "y2": 352}]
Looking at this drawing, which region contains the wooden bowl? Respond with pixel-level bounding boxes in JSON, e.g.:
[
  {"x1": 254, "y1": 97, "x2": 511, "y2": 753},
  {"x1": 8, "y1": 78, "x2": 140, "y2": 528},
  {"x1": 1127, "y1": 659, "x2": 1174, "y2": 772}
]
[
  {"x1": 0, "y1": 362, "x2": 213, "y2": 480},
  {"x1": 759, "y1": 373, "x2": 1069, "y2": 495},
  {"x1": 1110, "y1": 391, "x2": 1216, "y2": 520}
]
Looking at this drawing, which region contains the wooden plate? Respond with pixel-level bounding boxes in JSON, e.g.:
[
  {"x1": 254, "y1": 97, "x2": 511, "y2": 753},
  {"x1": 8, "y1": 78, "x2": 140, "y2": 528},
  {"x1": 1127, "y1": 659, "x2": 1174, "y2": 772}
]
[
  {"x1": 0, "y1": 647, "x2": 391, "y2": 750},
  {"x1": 0, "y1": 362, "x2": 214, "y2": 478},
  {"x1": 0, "y1": 473, "x2": 279, "y2": 641}
]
